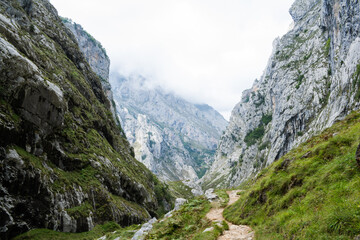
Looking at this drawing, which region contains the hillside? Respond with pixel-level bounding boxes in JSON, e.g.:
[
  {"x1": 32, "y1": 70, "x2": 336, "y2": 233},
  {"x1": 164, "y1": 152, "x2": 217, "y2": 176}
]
[
  {"x1": 202, "y1": 0, "x2": 360, "y2": 189},
  {"x1": 0, "y1": 0, "x2": 171, "y2": 239},
  {"x1": 224, "y1": 111, "x2": 360, "y2": 239}
]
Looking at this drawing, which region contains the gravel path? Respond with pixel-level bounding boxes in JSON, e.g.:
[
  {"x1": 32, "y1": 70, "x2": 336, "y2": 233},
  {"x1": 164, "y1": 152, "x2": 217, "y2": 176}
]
[{"x1": 206, "y1": 190, "x2": 254, "y2": 240}]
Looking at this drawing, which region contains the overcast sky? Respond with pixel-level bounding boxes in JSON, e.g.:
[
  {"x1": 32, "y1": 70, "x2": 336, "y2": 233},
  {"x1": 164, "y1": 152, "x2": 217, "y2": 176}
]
[{"x1": 50, "y1": 0, "x2": 294, "y2": 120}]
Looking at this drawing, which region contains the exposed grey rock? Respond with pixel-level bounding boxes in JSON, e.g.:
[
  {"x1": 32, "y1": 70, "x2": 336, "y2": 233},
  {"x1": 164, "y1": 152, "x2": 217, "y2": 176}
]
[
  {"x1": 204, "y1": 188, "x2": 218, "y2": 202},
  {"x1": 112, "y1": 74, "x2": 228, "y2": 182},
  {"x1": 203, "y1": 227, "x2": 214, "y2": 232},
  {"x1": 202, "y1": 0, "x2": 360, "y2": 189},
  {"x1": 174, "y1": 198, "x2": 187, "y2": 211},
  {"x1": 162, "y1": 197, "x2": 187, "y2": 220},
  {"x1": 131, "y1": 217, "x2": 157, "y2": 240},
  {"x1": 0, "y1": 1, "x2": 172, "y2": 239},
  {"x1": 63, "y1": 20, "x2": 121, "y2": 128}
]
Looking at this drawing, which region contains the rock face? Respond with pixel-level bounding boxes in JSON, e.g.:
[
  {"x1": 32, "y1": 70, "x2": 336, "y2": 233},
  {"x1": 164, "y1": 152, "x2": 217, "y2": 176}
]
[
  {"x1": 63, "y1": 19, "x2": 120, "y2": 127},
  {"x1": 202, "y1": 0, "x2": 360, "y2": 189},
  {"x1": 111, "y1": 74, "x2": 228, "y2": 182},
  {"x1": 0, "y1": 0, "x2": 172, "y2": 239}
]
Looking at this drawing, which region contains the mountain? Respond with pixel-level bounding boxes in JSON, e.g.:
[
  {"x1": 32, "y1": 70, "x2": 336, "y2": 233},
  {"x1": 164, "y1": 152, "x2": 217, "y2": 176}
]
[
  {"x1": 111, "y1": 74, "x2": 228, "y2": 182},
  {"x1": 62, "y1": 19, "x2": 120, "y2": 127},
  {"x1": 201, "y1": 0, "x2": 360, "y2": 189},
  {"x1": 0, "y1": 0, "x2": 171, "y2": 239}
]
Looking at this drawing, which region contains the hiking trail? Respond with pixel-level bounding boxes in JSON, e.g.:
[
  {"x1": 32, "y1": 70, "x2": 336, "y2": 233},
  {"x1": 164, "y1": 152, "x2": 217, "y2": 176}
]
[{"x1": 206, "y1": 190, "x2": 254, "y2": 240}]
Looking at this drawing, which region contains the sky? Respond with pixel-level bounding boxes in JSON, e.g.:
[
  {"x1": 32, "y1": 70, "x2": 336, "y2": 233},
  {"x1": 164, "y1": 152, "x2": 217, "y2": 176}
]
[{"x1": 50, "y1": 0, "x2": 294, "y2": 120}]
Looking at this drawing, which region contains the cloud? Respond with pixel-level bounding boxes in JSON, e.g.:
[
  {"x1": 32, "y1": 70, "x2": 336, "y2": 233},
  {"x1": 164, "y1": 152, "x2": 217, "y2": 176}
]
[{"x1": 50, "y1": 0, "x2": 294, "y2": 120}]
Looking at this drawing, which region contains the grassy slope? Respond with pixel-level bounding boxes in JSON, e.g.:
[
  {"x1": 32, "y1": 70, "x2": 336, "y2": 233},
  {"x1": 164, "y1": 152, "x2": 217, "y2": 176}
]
[
  {"x1": 146, "y1": 195, "x2": 229, "y2": 240},
  {"x1": 14, "y1": 222, "x2": 140, "y2": 240},
  {"x1": 167, "y1": 181, "x2": 194, "y2": 199},
  {"x1": 224, "y1": 111, "x2": 360, "y2": 239}
]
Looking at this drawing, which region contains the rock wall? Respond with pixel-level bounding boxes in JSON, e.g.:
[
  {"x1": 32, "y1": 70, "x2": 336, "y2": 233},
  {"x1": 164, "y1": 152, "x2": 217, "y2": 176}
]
[
  {"x1": 112, "y1": 74, "x2": 228, "y2": 182},
  {"x1": 0, "y1": 0, "x2": 171, "y2": 239},
  {"x1": 63, "y1": 20, "x2": 120, "y2": 128},
  {"x1": 202, "y1": 0, "x2": 360, "y2": 189}
]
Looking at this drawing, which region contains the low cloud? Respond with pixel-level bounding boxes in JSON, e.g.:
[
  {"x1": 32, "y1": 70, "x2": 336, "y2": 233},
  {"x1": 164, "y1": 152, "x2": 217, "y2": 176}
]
[{"x1": 51, "y1": 0, "x2": 294, "y2": 120}]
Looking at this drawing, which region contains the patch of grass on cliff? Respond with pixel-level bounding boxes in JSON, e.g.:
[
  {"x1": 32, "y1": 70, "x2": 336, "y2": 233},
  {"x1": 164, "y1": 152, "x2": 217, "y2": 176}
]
[
  {"x1": 324, "y1": 37, "x2": 331, "y2": 57},
  {"x1": 353, "y1": 63, "x2": 360, "y2": 100},
  {"x1": 224, "y1": 111, "x2": 360, "y2": 240},
  {"x1": 146, "y1": 196, "x2": 213, "y2": 239},
  {"x1": 167, "y1": 181, "x2": 194, "y2": 199},
  {"x1": 244, "y1": 114, "x2": 272, "y2": 147},
  {"x1": 14, "y1": 221, "x2": 139, "y2": 240},
  {"x1": 244, "y1": 126, "x2": 265, "y2": 146}
]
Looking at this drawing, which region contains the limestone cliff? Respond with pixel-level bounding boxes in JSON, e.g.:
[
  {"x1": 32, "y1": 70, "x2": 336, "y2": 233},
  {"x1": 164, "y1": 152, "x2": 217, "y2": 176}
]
[
  {"x1": 112, "y1": 74, "x2": 228, "y2": 182},
  {"x1": 0, "y1": 0, "x2": 171, "y2": 239},
  {"x1": 63, "y1": 19, "x2": 120, "y2": 128},
  {"x1": 202, "y1": 0, "x2": 360, "y2": 189}
]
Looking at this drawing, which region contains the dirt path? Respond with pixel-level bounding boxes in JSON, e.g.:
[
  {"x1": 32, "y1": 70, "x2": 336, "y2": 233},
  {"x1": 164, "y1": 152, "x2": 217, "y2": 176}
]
[{"x1": 206, "y1": 190, "x2": 254, "y2": 240}]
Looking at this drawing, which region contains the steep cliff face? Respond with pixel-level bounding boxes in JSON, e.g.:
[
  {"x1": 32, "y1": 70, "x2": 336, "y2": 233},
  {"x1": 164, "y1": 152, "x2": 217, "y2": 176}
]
[
  {"x1": 0, "y1": 0, "x2": 171, "y2": 239},
  {"x1": 112, "y1": 74, "x2": 228, "y2": 182},
  {"x1": 202, "y1": 0, "x2": 360, "y2": 189},
  {"x1": 63, "y1": 19, "x2": 120, "y2": 127}
]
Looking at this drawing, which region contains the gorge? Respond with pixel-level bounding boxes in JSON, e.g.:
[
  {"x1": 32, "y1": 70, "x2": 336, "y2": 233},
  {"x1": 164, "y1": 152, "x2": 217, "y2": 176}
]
[{"x1": 1, "y1": 0, "x2": 360, "y2": 239}]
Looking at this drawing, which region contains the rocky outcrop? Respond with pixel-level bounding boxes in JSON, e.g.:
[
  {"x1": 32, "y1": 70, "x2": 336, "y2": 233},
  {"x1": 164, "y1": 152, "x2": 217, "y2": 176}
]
[
  {"x1": 0, "y1": 0, "x2": 172, "y2": 239},
  {"x1": 63, "y1": 19, "x2": 120, "y2": 128},
  {"x1": 112, "y1": 74, "x2": 227, "y2": 182},
  {"x1": 202, "y1": 0, "x2": 360, "y2": 189}
]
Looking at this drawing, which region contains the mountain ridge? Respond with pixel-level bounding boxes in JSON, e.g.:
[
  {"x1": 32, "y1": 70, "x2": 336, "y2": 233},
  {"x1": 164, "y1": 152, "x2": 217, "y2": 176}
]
[
  {"x1": 112, "y1": 73, "x2": 227, "y2": 182},
  {"x1": 0, "y1": 0, "x2": 172, "y2": 239}
]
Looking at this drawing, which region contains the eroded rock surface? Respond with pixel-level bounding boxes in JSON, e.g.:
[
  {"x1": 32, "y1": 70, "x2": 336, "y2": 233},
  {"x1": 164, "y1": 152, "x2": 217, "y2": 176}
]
[
  {"x1": 202, "y1": 0, "x2": 360, "y2": 189},
  {"x1": 0, "y1": 1, "x2": 172, "y2": 239},
  {"x1": 112, "y1": 74, "x2": 228, "y2": 182}
]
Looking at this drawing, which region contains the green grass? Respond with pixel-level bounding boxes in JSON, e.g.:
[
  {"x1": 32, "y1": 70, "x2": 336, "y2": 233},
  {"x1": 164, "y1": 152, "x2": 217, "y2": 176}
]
[
  {"x1": 146, "y1": 192, "x2": 231, "y2": 240},
  {"x1": 325, "y1": 37, "x2": 331, "y2": 57},
  {"x1": 14, "y1": 222, "x2": 139, "y2": 240},
  {"x1": 244, "y1": 126, "x2": 265, "y2": 146},
  {"x1": 244, "y1": 114, "x2": 272, "y2": 147},
  {"x1": 192, "y1": 220, "x2": 229, "y2": 240},
  {"x1": 146, "y1": 196, "x2": 214, "y2": 239},
  {"x1": 215, "y1": 190, "x2": 230, "y2": 207},
  {"x1": 353, "y1": 63, "x2": 360, "y2": 100},
  {"x1": 167, "y1": 181, "x2": 194, "y2": 199},
  {"x1": 295, "y1": 74, "x2": 305, "y2": 89},
  {"x1": 224, "y1": 111, "x2": 360, "y2": 239}
]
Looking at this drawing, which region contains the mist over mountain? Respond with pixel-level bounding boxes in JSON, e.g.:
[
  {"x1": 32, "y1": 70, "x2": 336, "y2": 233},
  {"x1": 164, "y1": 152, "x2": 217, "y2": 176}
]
[{"x1": 111, "y1": 73, "x2": 227, "y2": 182}]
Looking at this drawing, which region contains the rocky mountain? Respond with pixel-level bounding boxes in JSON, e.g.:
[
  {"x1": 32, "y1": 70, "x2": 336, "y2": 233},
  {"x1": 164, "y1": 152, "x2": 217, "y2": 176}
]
[
  {"x1": 0, "y1": 0, "x2": 172, "y2": 239},
  {"x1": 202, "y1": 0, "x2": 360, "y2": 189},
  {"x1": 111, "y1": 74, "x2": 228, "y2": 182},
  {"x1": 63, "y1": 19, "x2": 120, "y2": 128}
]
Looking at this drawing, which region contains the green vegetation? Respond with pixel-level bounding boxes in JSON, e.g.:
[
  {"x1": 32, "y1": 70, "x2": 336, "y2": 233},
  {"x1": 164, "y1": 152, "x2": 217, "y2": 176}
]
[
  {"x1": 254, "y1": 94, "x2": 265, "y2": 108},
  {"x1": 182, "y1": 139, "x2": 215, "y2": 178},
  {"x1": 325, "y1": 37, "x2": 331, "y2": 57},
  {"x1": 153, "y1": 177, "x2": 175, "y2": 216},
  {"x1": 146, "y1": 197, "x2": 212, "y2": 239},
  {"x1": 353, "y1": 63, "x2": 360, "y2": 100},
  {"x1": 244, "y1": 126, "x2": 265, "y2": 146},
  {"x1": 261, "y1": 114, "x2": 272, "y2": 126},
  {"x1": 14, "y1": 222, "x2": 140, "y2": 240},
  {"x1": 167, "y1": 181, "x2": 194, "y2": 199},
  {"x1": 147, "y1": 196, "x2": 228, "y2": 240},
  {"x1": 224, "y1": 111, "x2": 360, "y2": 239},
  {"x1": 215, "y1": 190, "x2": 230, "y2": 207},
  {"x1": 244, "y1": 113, "x2": 272, "y2": 147},
  {"x1": 192, "y1": 220, "x2": 229, "y2": 240},
  {"x1": 259, "y1": 141, "x2": 270, "y2": 151},
  {"x1": 295, "y1": 74, "x2": 305, "y2": 89}
]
